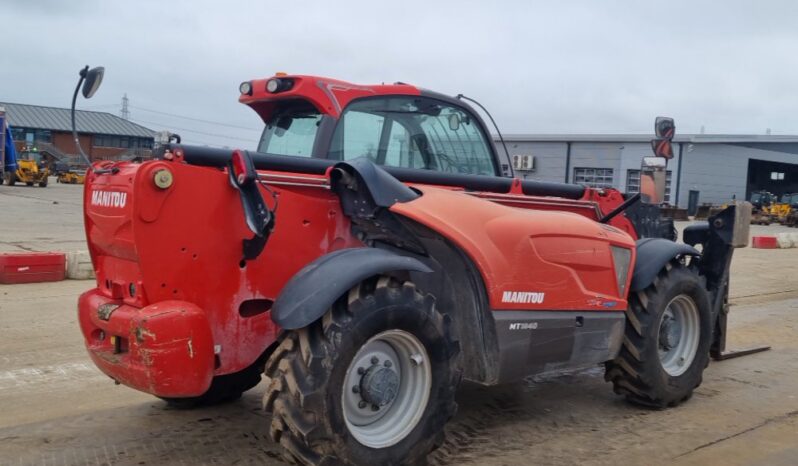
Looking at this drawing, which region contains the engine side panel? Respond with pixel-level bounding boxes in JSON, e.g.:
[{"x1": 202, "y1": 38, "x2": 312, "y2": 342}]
[{"x1": 390, "y1": 186, "x2": 636, "y2": 313}]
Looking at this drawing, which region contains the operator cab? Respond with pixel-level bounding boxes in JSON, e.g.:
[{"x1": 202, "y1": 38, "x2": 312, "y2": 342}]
[{"x1": 247, "y1": 76, "x2": 502, "y2": 177}]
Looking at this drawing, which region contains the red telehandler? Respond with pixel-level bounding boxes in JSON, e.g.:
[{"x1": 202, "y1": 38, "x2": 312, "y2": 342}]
[{"x1": 72, "y1": 66, "x2": 764, "y2": 465}]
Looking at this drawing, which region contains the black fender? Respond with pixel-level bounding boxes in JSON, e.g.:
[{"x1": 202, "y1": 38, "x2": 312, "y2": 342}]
[
  {"x1": 271, "y1": 247, "x2": 432, "y2": 330},
  {"x1": 629, "y1": 238, "x2": 700, "y2": 292}
]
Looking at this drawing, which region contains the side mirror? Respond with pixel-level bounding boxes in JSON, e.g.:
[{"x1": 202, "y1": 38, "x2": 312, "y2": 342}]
[
  {"x1": 448, "y1": 113, "x2": 461, "y2": 131},
  {"x1": 654, "y1": 116, "x2": 675, "y2": 139},
  {"x1": 81, "y1": 67, "x2": 105, "y2": 99},
  {"x1": 651, "y1": 116, "x2": 675, "y2": 160},
  {"x1": 71, "y1": 65, "x2": 106, "y2": 170},
  {"x1": 651, "y1": 138, "x2": 674, "y2": 159}
]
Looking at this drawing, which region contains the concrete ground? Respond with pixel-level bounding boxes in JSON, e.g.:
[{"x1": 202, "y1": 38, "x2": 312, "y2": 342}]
[{"x1": 1, "y1": 181, "x2": 797, "y2": 465}]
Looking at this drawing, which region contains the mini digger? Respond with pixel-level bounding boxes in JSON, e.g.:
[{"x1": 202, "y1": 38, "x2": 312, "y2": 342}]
[{"x1": 73, "y1": 66, "x2": 767, "y2": 465}]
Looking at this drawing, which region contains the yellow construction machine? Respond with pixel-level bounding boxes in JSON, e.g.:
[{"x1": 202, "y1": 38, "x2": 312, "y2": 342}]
[
  {"x1": 4, "y1": 149, "x2": 50, "y2": 187},
  {"x1": 57, "y1": 170, "x2": 86, "y2": 184}
]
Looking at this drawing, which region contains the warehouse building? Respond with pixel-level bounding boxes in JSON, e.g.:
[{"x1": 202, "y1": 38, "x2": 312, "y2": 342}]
[
  {"x1": 0, "y1": 102, "x2": 155, "y2": 162},
  {"x1": 497, "y1": 134, "x2": 798, "y2": 212}
]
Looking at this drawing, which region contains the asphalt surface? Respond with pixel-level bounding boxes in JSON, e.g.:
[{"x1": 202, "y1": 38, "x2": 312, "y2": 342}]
[{"x1": 1, "y1": 180, "x2": 797, "y2": 465}]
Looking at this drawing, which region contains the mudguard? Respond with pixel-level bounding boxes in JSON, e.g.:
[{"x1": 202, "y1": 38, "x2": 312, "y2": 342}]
[
  {"x1": 271, "y1": 247, "x2": 432, "y2": 330},
  {"x1": 629, "y1": 238, "x2": 700, "y2": 292}
]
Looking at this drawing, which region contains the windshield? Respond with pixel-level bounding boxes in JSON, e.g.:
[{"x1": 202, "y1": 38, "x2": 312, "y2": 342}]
[
  {"x1": 329, "y1": 96, "x2": 496, "y2": 176},
  {"x1": 257, "y1": 101, "x2": 323, "y2": 157}
]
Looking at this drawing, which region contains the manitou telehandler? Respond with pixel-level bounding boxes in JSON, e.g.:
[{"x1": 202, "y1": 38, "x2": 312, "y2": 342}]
[{"x1": 73, "y1": 66, "x2": 766, "y2": 465}]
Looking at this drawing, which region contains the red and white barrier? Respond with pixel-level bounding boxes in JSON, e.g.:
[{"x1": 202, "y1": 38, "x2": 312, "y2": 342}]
[{"x1": 752, "y1": 234, "x2": 798, "y2": 249}]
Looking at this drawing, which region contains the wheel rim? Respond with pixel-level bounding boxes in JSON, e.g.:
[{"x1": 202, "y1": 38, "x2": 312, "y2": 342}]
[
  {"x1": 658, "y1": 294, "x2": 700, "y2": 377},
  {"x1": 341, "y1": 329, "x2": 432, "y2": 448}
]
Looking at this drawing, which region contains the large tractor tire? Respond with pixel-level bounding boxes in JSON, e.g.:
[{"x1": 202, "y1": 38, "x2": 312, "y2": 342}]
[
  {"x1": 264, "y1": 276, "x2": 460, "y2": 466},
  {"x1": 159, "y1": 360, "x2": 264, "y2": 409},
  {"x1": 605, "y1": 261, "x2": 712, "y2": 408}
]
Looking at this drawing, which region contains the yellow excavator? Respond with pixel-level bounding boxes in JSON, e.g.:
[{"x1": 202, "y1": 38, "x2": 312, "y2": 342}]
[{"x1": 4, "y1": 148, "x2": 50, "y2": 187}]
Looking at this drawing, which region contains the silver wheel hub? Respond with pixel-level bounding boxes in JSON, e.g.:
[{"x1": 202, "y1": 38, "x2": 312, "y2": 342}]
[
  {"x1": 659, "y1": 313, "x2": 682, "y2": 350},
  {"x1": 657, "y1": 294, "x2": 700, "y2": 377},
  {"x1": 342, "y1": 330, "x2": 432, "y2": 448},
  {"x1": 360, "y1": 364, "x2": 399, "y2": 407}
]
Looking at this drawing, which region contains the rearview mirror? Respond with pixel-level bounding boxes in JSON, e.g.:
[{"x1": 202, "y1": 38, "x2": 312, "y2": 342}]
[
  {"x1": 651, "y1": 138, "x2": 674, "y2": 159},
  {"x1": 448, "y1": 113, "x2": 461, "y2": 131},
  {"x1": 651, "y1": 116, "x2": 675, "y2": 159},
  {"x1": 81, "y1": 66, "x2": 105, "y2": 99},
  {"x1": 655, "y1": 116, "x2": 674, "y2": 139}
]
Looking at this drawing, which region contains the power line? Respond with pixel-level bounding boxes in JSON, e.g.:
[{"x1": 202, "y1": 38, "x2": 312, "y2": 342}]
[
  {"x1": 129, "y1": 117, "x2": 259, "y2": 144},
  {"x1": 80, "y1": 103, "x2": 119, "y2": 110},
  {"x1": 129, "y1": 105, "x2": 260, "y2": 131}
]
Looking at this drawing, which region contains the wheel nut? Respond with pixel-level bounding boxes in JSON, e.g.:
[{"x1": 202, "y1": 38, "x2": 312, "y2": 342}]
[
  {"x1": 357, "y1": 367, "x2": 365, "y2": 375},
  {"x1": 371, "y1": 356, "x2": 379, "y2": 365},
  {"x1": 384, "y1": 360, "x2": 392, "y2": 368},
  {"x1": 371, "y1": 404, "x2": 380, "y2": 411},
  {"x1": 352, "y1": 386, "x2": 360, "y2": 394},
  {"x1": 358, "y1": 401, "x2": 367, "y2": 409}
]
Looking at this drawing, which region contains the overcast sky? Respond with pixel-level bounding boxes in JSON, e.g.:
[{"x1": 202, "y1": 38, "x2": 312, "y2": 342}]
[{"x1": 3, "y1": 0, "x2": 798, "y2": 148}]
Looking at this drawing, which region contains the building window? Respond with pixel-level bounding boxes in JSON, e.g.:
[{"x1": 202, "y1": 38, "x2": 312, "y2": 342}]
[
  {"x1": 93, "y1": 134, "x2": 153, "y2": 149},
  {"x1": 574, "y1": 167, "x2": 614, "y2": 189},
  {"x1": 8, "y1": 128, "x2": 51, "y2": 143},
  {"x1": 627, "y1": 169, "x2": 673, "y2": 203},
  {"x1": 771, "y1": 172, "x2": 785, "y2": 181}
]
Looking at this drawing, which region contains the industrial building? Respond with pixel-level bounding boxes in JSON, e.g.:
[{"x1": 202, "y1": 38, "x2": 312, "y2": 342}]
[
  {"x1": 0, "y1": 102, "x2": 155, "y2": 162},
  {"x1": 498, "y1": 134, "x2": 798, "y2": 212}
]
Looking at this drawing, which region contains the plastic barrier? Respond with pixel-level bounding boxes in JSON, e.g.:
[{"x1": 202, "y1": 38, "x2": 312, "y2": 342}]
[{"x1": 0, "y1": 252, "x2": 66, "y2": 284}]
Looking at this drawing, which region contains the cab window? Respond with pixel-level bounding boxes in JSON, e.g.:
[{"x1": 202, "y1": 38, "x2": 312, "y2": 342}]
[
  {"x1": 329, "y1": 96, "x2": 497, "y2": 176},
  {"x1": 257, "y1": 101, "x2": 323, "y2": 157}
]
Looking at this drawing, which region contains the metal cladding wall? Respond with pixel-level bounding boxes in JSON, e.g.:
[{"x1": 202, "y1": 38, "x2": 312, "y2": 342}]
[
  {"x1": 497, "y1": 136, "x2": 798, "y2": 209},
  {"x1": 498, "y1": 140, "x2": 682, "y2": 200},
  {"x1": 503, "y1": 141, "x2": 569, "y2": 183},
  {"x1": 677, "y1": 143, "x2": 798, "y2": 208}
]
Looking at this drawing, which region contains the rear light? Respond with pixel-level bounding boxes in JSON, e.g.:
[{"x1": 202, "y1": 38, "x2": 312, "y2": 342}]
[
  {"x1": 610, "y1": 246, "x2": 632, "y2": 296},
  {"x1": 266, "y1": 77, "x2": 293, "y2": 93},
  {"x1": 229, "y1": 149, "x2": 256, "y2": 187}
]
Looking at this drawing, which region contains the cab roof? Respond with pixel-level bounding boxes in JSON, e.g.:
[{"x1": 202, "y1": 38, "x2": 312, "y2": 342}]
[{"x1": 239, "y1": 75, "x2": 422, "y2": 122}]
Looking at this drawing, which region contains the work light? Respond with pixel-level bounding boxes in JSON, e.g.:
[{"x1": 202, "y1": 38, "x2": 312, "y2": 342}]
[
  {"x1": 239, "y1": 81, "x2": 253, "y2": 95},
  {"x1": 266, "y1": 78, "x2": 293, "y2": 93}
]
